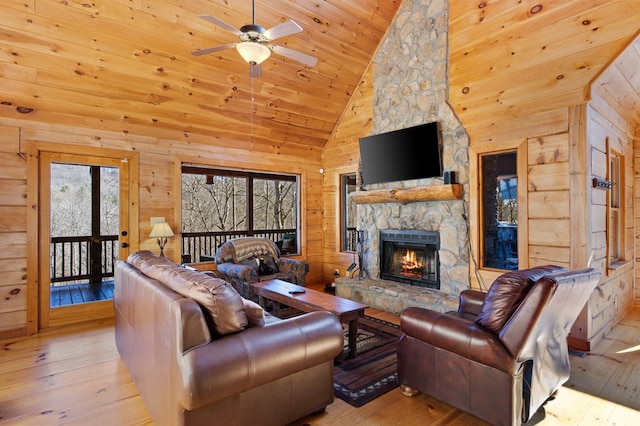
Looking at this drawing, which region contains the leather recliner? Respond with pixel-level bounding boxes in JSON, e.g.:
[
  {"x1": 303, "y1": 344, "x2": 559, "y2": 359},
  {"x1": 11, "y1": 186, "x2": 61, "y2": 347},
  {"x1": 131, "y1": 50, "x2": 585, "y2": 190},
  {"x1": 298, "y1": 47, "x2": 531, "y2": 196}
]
[{"x1": 397, "y1": 266, "x2": 601, "y2": 426}]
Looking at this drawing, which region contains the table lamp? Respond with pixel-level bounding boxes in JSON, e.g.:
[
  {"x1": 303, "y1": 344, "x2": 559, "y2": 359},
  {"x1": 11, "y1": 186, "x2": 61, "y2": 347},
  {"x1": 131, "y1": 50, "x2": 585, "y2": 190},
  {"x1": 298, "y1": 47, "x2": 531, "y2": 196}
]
[{"x1": 149, "y1": 221, "x2": 174, "y2": 257}]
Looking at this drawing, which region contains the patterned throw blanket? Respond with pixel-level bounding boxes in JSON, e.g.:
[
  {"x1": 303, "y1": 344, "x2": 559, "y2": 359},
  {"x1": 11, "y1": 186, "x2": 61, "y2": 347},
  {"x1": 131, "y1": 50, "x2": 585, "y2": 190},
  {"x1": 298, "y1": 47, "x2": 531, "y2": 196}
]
[{"x1": 224, "y1": 237, "x2": 279, "y2": 263}]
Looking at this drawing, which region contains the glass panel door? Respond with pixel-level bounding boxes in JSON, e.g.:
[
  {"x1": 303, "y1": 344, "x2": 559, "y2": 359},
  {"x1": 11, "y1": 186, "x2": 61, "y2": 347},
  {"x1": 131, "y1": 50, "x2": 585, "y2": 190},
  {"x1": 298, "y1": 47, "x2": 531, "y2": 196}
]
[{"x1": 39, "y1": 152, "x2": 130, "y2": 328}]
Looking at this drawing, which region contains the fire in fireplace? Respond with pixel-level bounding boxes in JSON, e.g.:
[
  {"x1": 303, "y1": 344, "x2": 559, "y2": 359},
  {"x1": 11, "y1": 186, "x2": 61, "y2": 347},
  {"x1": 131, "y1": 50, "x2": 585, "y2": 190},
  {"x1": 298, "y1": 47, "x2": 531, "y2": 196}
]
[{"x1": 379, "y1": 229, "x2": 439, "y2": 289}]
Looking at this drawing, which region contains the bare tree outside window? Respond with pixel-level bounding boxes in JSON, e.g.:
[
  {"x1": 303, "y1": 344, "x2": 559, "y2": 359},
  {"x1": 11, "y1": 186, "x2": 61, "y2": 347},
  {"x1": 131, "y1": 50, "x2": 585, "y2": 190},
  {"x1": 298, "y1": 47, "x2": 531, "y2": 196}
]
[
  {"x1": 51, "y1": 164, "x2": 92, "y2": 238},
  {"x1": 100, "y1": 167, "x2": 120, "y2": 235},
  {"x1": 181, "y1": 167, "x2": 299, "y2": 260},
  {"x1": 253, "y1": 179, "x2": 297, "y2": 229},
  {"x1": 496, "y1": 178, "x2": 517, "y2": 224},
  {"x1": 182, "y1": 174, "x2": 247, "y2": 232},
  {"x1": 51, "y1": 164, "x2": 119, "y2": 237},
  {"x1": 50, "y1": 163, "x2": 120, "y2": 291}
]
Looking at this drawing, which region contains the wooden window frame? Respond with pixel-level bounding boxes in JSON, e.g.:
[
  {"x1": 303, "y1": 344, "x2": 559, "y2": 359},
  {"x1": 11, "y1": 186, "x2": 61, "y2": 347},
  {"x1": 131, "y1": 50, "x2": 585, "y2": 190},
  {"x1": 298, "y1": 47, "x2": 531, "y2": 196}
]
[
  {"x1": 606, "y1": 141, "x2": 625, "y2": 270},
  {"x1": 340, "y1": 173, "x2": 357, "y2": 253},
  {"x1": 469, "y1": 140, "x2": 527, "y2": 290}
]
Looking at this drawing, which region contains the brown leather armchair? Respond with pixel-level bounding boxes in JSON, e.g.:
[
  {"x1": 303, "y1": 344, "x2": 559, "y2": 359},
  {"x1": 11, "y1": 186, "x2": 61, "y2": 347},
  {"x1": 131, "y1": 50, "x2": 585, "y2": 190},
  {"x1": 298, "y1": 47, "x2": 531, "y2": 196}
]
[
  {"x1": 397, "y1": 266, "x2": 601, "y2": 426},
  {"x1": 214, "y1": 237, "x2": 309, "y2": 299}
]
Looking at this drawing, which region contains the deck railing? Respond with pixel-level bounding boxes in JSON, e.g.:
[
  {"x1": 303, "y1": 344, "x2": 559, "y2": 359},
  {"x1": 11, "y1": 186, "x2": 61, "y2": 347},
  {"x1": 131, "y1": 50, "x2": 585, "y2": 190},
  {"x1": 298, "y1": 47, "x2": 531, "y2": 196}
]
[
  {"x1": 50, "y1": 229, "x2": 298, "y2": 286},
  {"x1": 50, "y1": 235, "x2": 119, "y2": 285},
  {"x1": 181, "y1": 229, "x2": 297, "y2": 262}
]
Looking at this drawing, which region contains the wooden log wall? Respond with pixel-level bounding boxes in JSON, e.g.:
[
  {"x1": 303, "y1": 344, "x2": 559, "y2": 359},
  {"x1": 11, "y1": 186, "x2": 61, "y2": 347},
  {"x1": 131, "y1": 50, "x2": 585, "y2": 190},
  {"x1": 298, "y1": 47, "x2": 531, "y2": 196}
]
[
  {"x1": 527, "y1": 132, "x2": 571, "y2": 269},
  {"x1": 572, "y1": 33, "x2": 640, "y2": 348},
  {"x1": 320, "y1": 68, "x2": 373, "y2": 282},
  {"x1": 0, "y1": 126, "x2": 27, "y2": 337},
  {"x1": 0, "y1": 111, "x2": 324, "y2": 338},
  {"x1": 582, "y1": 93, "x2": 636, "y2": 347}
]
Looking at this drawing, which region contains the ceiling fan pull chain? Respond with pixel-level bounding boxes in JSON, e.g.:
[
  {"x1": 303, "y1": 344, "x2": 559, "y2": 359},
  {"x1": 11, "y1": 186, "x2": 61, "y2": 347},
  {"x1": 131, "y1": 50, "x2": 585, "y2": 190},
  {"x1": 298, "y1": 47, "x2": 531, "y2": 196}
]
[{"x1": 250, "y1": 77, "x2": 255, "y2": 150}]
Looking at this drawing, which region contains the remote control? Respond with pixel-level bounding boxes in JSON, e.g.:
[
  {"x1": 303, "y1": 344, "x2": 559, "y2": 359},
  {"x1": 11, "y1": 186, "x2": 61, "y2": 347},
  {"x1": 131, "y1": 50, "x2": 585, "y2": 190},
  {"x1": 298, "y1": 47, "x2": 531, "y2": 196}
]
[{"x1": 289, "y1": 289, "x2": 305, "y2": 294}]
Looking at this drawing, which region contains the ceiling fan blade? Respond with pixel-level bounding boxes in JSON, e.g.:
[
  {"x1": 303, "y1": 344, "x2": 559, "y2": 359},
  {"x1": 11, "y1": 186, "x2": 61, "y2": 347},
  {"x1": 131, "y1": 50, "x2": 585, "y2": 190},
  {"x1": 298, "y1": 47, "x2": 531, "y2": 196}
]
[
  {"x1": 270, "y1": 44, "x2": 317, "y2": 67},
  {"x1": 263, "y1": 20, "x2": 303, "y2": 41},
  {"x1": 199, "y1": 15, "x2": 242, "y2": 36},
  {"x1": 249, "y1": 63, "x2": 263, "y2": 78},
  {"x1": 191, "y1": 43, "x2": 237, "y2": 56}
]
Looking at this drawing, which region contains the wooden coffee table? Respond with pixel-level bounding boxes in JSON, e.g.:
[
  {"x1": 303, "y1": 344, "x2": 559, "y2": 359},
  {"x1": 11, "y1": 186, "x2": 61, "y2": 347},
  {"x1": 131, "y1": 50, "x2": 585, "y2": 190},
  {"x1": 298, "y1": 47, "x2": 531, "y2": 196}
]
[{"x1": 251, "y1": 279, "x2": 369, "y2": 358}]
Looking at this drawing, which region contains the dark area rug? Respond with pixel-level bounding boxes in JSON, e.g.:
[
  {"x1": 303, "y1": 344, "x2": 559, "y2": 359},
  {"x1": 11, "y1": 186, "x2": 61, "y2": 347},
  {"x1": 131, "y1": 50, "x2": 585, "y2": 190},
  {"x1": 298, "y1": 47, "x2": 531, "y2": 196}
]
[
  {"x1": 333, "y1": 315, "x2": 402, "y2": 407},
  {"x1": 569, "y1": 349, "x2": 587, "y2": 358}
]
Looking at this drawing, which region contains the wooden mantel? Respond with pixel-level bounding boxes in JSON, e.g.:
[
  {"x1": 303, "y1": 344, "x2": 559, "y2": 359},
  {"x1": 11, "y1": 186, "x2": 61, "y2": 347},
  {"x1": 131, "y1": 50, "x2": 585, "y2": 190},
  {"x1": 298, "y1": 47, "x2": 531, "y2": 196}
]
[{"x1": 350, "y1": 184, "x2": 463, "y2": 204}]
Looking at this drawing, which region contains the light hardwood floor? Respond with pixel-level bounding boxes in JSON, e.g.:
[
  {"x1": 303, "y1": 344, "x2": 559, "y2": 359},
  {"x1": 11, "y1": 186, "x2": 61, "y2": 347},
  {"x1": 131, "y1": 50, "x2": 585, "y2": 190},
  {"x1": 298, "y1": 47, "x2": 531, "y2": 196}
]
[{"x1": 1, "y1": 307, "x2": 639, "y2": 425}]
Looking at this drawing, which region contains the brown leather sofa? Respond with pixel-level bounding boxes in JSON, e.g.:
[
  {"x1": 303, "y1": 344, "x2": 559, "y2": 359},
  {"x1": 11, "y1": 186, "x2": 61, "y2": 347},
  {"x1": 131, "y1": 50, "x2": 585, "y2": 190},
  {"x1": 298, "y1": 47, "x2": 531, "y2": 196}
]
[
  {"x1": 397, "y1": 266, "x2": 601, "y2": 426},
  {"x1": 114, "y1": 251, "x2": 343, "y2": 426}
]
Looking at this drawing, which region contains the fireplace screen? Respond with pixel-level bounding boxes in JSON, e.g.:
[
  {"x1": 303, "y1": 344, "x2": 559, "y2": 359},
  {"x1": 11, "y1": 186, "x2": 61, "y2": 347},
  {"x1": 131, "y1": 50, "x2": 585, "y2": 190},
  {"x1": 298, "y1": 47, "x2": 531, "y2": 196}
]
[{"x1": 380, "y1": 230, "x2": 439, "y2": 289}]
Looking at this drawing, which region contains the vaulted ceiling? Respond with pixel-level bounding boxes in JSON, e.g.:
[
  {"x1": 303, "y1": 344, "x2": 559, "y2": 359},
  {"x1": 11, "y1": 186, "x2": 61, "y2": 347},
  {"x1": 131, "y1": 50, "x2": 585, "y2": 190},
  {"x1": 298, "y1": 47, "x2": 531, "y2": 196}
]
[{"x1": 1, "y1": 1, "x2": 639, "y2": 153}]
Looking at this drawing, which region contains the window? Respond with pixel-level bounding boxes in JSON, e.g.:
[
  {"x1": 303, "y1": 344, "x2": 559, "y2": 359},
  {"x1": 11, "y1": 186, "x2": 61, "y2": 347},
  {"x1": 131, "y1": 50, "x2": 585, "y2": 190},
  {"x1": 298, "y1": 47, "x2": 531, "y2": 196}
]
[
  {"x1": 608, "y1": 149, "x2": 624, "y2": 266},
  {"x1": 181, "y1": 166, "x2": 299, "y2": 260},
  {"x1": 340, "y1": 173, "x2": 357, "y2": 252},
  {"x1": 480, "y1": 151, "x2": 518, "y2": 270}
]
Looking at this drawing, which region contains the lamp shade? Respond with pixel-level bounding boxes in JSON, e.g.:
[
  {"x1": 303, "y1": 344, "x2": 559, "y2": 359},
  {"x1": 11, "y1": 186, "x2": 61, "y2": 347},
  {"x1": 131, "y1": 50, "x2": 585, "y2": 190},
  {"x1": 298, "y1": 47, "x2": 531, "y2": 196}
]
[
  {"x1": 149, "y1": 222, "x2": 174, "y2": 238},
  {"x1": 236, "y1": 42, "x2": 271, "y2": 64}
]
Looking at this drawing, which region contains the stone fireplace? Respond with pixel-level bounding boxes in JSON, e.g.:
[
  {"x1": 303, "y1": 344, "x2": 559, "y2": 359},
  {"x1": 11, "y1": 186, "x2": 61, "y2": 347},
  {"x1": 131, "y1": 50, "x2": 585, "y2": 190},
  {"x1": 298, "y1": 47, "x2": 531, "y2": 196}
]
[
  {"x1": 334, "y1": 0, "x2": 471, "y2": 314},
  {"x1": 334, "y1": 189, "x2": 468, "y2": 314}
]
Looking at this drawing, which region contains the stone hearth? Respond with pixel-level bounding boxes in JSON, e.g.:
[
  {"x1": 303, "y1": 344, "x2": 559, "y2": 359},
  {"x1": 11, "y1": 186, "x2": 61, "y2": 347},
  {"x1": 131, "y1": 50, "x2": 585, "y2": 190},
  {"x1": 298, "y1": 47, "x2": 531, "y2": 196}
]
[{"x1": 335, "y1": 277, "x2": 459, "y2": 315}]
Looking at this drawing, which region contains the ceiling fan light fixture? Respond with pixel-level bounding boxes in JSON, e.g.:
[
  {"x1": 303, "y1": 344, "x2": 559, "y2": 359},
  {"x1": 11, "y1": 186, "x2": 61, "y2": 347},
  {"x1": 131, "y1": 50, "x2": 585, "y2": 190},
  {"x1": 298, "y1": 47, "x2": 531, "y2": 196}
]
[{"x1": 236, "y1": 42, "x2": 270, "y2": 65}]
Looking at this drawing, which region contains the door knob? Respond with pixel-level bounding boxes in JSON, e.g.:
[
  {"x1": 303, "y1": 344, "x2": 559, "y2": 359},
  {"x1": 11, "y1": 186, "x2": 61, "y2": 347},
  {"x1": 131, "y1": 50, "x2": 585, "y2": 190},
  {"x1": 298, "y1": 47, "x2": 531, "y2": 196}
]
[{"x1": 121, "y1": 242, "x2": 129, "y2": 248}]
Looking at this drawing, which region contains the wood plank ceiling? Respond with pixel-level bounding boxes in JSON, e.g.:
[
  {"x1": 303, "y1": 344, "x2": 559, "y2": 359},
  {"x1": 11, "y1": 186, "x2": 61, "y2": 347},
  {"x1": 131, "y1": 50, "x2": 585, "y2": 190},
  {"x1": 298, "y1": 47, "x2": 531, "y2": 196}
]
[
  {"x1": 1, "y1": 1, "x2": 639, "y2": 153},
  {"x1": 0, "y1": 0, "x2": 403, "y2": 153},
  {"x1": 449, "y1": 0, "x2": 640, "y2": 141}
]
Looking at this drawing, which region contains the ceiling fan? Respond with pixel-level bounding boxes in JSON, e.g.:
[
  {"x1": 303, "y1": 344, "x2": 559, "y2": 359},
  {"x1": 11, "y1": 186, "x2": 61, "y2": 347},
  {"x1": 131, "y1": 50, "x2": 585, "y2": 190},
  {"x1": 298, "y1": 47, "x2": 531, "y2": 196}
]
[{"x1": 192, "y1": 0, "x2": 317, "y2": 77}]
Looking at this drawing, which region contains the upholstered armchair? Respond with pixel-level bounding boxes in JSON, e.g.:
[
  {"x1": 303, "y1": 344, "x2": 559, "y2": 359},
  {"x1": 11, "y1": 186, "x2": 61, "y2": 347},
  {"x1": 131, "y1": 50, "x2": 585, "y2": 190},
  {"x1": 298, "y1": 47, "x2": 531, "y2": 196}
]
[
  {"x1": 397, "y1": 266, "x2": 601, "y2": 426},
  {"x1": 214, "y1": 237, "x2": 309, "y2": 299}
]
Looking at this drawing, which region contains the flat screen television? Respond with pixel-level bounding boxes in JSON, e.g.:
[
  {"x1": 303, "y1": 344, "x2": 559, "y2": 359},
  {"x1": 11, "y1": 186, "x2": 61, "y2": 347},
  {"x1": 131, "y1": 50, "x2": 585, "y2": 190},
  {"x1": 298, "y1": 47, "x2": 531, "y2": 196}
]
[{"x1": 358, "y1": 122, "x2": 443, "y2": 185}]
